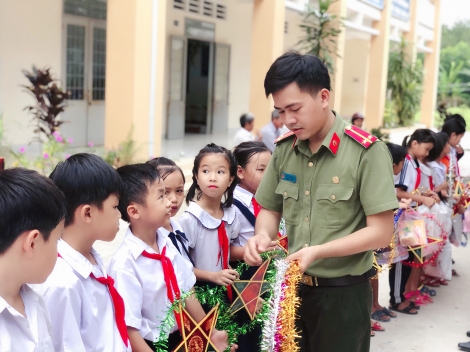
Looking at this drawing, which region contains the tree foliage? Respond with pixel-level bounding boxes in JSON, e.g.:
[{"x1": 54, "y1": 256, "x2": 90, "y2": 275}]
[
  {"x1": 387, "y1": 39, "x2": 424, "y2": 126},
  {"x1": 441, "y1": 20, "x2": 470, "y2": 50},
  {"x1": 297, "y1": 0, "x2": 342, "y2": 73}
]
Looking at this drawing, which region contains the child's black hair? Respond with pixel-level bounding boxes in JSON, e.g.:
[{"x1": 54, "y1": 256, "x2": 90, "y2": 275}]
[
  {"x1": 146, "y1": 157, "x2": 185, "y2": 183},
  {"x1": 0, "y1": 168, "x2": 66, "y2": 254},
  {"x1": 186, "y1": 143, "x2": 238, "y2": 208},
  {"x1": 442, "y1": 118, "x2": 466, "y2": 137},
  {"x1": 49, "y1": 153, "x2": 123, "y2": 226},
  {"x1": 426, "y1": 132, "x2": 449, "y2": 163},
  {"x1": 402, "y1": 129, "x2": 435, "y2": 149},
  {"x1": 117, "y1": 163, "x2": 160, "y2": 222},
  {"x1": 233, "y1": 141, "x2": 271, "y2": 169},
  {"x1": 385, "y1": 143, "x2": 407, "y2": 165},
  {"x1": 446, "y1": 113, "x2": 466, "y2": 127}
]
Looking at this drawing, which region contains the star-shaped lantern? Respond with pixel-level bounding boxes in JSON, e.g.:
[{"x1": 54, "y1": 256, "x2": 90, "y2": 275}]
[
  {"x1": 229, "y1": 259, "x2": 271, "y2": 320},
  {"x1": 173, "y1": 304, "x2": 220, "y2": 352},
  {"x1": 277, "y1": 235, "x2": 289, "y2": 255}
]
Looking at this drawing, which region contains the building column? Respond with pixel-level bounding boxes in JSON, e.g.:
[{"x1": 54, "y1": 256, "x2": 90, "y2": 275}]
[
  {"x1": 363, "y1": 0, "x2": 392, "y2": 129},
  {"x1": 248, "y1": 0, "x2": 285, "y2": 130},
  {"x1": 105, "y1": 0, "x2": 167, "y2": 159},
  {"x1": 404, "y1": 0, "x2": 419, "y2": 60},
  {"x1": 327, "y1": 0, "x2": 347, "y2": 112},
  {"x1": 420, "y1": 0, "x2": 441, "y2": 128}
]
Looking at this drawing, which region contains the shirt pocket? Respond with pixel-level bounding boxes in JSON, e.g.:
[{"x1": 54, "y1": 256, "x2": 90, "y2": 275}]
[
  {"x1": 275, "y1": 182, "x2": 300, "y2": 225},
  {"x1": 314, "y1": 185, "x2": 355, "y2": 229}
]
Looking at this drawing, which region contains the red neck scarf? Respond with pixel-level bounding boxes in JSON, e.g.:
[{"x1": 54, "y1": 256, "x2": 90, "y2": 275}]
[
  {"x1": 252, "y1": 197, "x2": 261, "y2": 217},
  {"x1": 217, "y1": 222, "x2": 233, "y2": 301},
  {"x1": 407, "y1": 154, "x2": 421, "y2": 190},
  {"x1": 57, "y1": 253, "x2": 129, "y2": 347},
  {"x1": 141, "y1": 247, "x2": 182, "y2": 331}
]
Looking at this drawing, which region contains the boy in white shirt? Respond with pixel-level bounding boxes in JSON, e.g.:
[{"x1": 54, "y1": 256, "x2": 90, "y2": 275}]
[
  {"x1": 39, "y1": 154, "x2": 130, "y2": 352},
  {"x1": 109, "y1": 163, "x2": 234, "y2": 351},
  {"x1": 0, "y1": 168, "x2": 66, "y2": 352}
]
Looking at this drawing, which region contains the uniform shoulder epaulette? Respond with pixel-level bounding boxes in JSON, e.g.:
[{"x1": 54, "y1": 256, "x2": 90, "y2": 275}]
[
  {"x1": 344, "y1": 125, "x2": 378, "y2": 149},
  {"x1": 275, "y1": 131, "x2": 296, "y2": 145}
]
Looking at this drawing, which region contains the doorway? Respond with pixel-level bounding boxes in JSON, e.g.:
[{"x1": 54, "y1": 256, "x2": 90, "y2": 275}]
[{"x1": 185, "y1": 39, "x2": 211, "y2": 134}]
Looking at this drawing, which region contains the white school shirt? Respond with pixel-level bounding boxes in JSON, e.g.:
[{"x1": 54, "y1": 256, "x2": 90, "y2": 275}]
[
  {"x1": 233, "y1": 128, "x2": 255, "y2": 146},
  {"x1": 158, "y1": 218, "x2": 193, "y2": 266},
  {"x1": 0, "y1": 285, "x2": 54, "y2": 352},
  {"x1": 179, "y1": 202, "x2": 241, "y2": 272},
  {"x1": 107, "y1": 227, "x2": 196, "y2": 342},
  {"x1": 395, "y1": 155, "x2": 420, "y2": 206},
  {"x1": 419, "y1": 162, "x2": 433, "y2": 190},
  {"x1": 429, "y1": 161, "x2": 446, "y2": 186},
  {"x1": 39, "y1": 240, "x2": 130, "y2": 352},
  {"x1": 233, "y1": 185, "x2": 256, "y2": 247}
]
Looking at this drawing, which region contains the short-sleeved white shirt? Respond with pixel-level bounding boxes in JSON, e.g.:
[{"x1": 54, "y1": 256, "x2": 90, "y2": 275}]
[
  {"x1": 38, "y1": 240, "x2": 130, "y2": 352},
  {"x1": 0, "y1": 285, "x2": 54, "y2": 352},
  {"x1": 107, "y1": 227, "x2": 196, "y2": 342},
  {"x1": 233, "y1": 128, "x2": 255, "y2": 146},
  {"x1": 179, "y1": 202, "x2": 241, "y2": 272},
  {"x1": 429, "y1": 161, "x2": 446, "y2": 186},
  {"x1": 395, "y1": 155, "x2": 419, "y2": 192},
  {"x1": 419, "y1": 162, "x2": 433, "y2": 190},
  {"x1": 158, "y1": 218, "x2": 193, "y2": 266},
  {"x1": 233, "y1": 186, "x2": 255, "y2": 247}
]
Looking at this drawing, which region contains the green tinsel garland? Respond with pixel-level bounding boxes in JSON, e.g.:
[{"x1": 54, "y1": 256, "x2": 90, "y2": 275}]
[{"x1": 153, "y1": 251, "x2": 284, "y2": 352}]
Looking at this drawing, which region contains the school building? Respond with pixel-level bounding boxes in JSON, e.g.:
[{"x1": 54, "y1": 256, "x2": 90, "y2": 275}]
[{"x1": 0, "y1": 0, "x2": 441, "y2": 159}]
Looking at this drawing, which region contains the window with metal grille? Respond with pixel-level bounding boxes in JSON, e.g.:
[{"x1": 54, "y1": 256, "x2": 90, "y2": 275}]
[
  {"x1": 66, "y1": 25, "x2": 86, "y2": 100},
  {"x1": 64, "y1": 0, "x2": 107, "y2": 20},
  {"x1": 189, "y1": 0, "x2": 200, "y2": 13},
  {"x1": 174, "y1": 0, "x2": 184, "y2": 10},
  {"x1": 216, "y1": 4, "x2": 226, "y2": 19},
  {"x1": 203, "y1": 1, "x2": 214, "y2": 17},
  {"x1": 92, "y1": 28, "x2": 106, "y2": 100}
]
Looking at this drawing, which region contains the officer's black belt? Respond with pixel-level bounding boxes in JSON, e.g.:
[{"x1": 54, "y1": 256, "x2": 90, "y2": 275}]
[{"x1": 301, "y1": 268, "x2": 375, "y2": 287}]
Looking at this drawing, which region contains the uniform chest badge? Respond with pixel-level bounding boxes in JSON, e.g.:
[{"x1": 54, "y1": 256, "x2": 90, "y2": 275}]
[{"x1": 280, "y1": 173, "x2": 297, "y2": 183}]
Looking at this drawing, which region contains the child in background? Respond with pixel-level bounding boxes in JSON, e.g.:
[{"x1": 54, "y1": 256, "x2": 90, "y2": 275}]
[
  {"x1": 147, "y1": 157, "x2": 193, "y2": 266},
  {"x1": 109, "y1": 164, "x2": 232, "y2": 351},
  {"x1": 0, "y1": 168, "x2": 66, "y2": 352},
  {"x1": 179, "y1": 143, "x2": 241, "y2": 299},
  {"x1": 40, "y1": 154, "x2": 130, "y2": 351},
  {"x1": 427, "y1": 132, "x2": 451, "y2": 200}
]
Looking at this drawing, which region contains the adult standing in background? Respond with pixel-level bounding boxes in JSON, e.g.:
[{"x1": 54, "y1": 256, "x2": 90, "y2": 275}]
[
  {"x1": 260, "y1": 110, "x2": 285, "y2": 152},
  {"x1": 233, "y1": 113, "x2": 260, "y2": 145},
  {"x1": 352, "y1": 112, "x2": 365, "y2": 128}
]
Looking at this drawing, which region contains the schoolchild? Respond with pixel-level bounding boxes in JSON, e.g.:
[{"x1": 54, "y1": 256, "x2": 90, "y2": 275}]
[
  {"x1": 147, "y1": 157, "x2": 193, "y2": 266},
  {"x1": 108, "y1": 163, "x2": 232, "y2": 351},
  {"x1": 40, "y1": 154, "x2": 130, "y2": 351},
  {"x1": 0, "y1": 168, "x2": 66, "y2": 352}
]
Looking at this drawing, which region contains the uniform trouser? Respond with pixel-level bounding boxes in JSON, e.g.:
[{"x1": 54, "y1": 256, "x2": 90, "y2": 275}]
[
  {"x1": 389, "y1": 254, "x2": 412, "y2": 306},
  {"x1": 296, "y1": 280, "x2": 372, "y2": 352}
]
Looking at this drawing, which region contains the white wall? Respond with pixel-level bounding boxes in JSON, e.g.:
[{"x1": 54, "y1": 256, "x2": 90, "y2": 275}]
[
  {"x1": 283, "y1": 8, "x2": 305, "y2": 53},
  {"x1": 163, "y1": 0, "x2": 254, "y2": 136},
  {"x1": 0, "y1": 0, "x2": 63, "y2": 149}
]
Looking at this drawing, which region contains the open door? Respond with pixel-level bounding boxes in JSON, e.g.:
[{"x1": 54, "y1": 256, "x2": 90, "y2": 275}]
[
  {"x1": 211, "y1": 43, "x2": 230, "y2": 134},
  {"x1": 167, "y1": 37, "x2": 186, "y2": 140}
]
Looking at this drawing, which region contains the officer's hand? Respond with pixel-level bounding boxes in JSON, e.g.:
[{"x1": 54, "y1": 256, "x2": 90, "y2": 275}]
[
  {"x1": 211, "y1": 269, "x2": 239, "y2": 286},
  {"x1": 244, "y1": 235, "x2": 273, "y2": 266},
  {"x1": 286, "y1": 247, "x2": 318, "y2": 273}
]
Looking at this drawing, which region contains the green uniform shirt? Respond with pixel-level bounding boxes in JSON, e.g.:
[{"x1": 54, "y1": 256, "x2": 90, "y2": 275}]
[{"x1": 255, "y1": 114, "x2": 399, "y2": 278}]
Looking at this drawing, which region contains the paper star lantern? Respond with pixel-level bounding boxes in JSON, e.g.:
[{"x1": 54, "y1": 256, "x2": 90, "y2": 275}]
[
  {"x1": 277, "y1": 235, "x2": 289, "y2": 255},
  {"x1": 229, "y1": 259, "x2": 271, "y2": 320},
  {"x1": 407, "y1": 236, "x2": 444, "y2": 264},
  {"x1": 173, "y1": 304, "x2": 219, "y2": 352}
]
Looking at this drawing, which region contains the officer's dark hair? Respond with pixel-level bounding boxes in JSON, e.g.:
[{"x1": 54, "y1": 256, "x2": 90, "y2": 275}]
[
  {"x1": 426, "y1": 132, "x2": 449, "y2": 163},
  {"x1": 233, "y1": 141, "x2": 271, "y2": 170},
  {"x1": 446, "y1": 113, "x2": 466, "y2": 127},
  {"x1": 402, "y1": 129, "x2": 435, "y2": 149},
  {"x1": 186, "y1": 143, "x2": 238, "y2": 208},
  {"x1": 264, "y1": 51, "x2": 331, "y2": 97},
  {"x1": 50, "y1": 153, "x2": 122, "y2": 226},
  {"x1": 441, "y1": 118, "x2": 466, "y2": 137},
  {"x1": 117, "y1": 163, "x2": 161, "y2": 222},
  {"x1": 0, "y1": 168, "x2": 66, "y2": 255},
  {"x1": 240, "y1": 113, "x2": 254, "y2": 128},
  {"x1": 385, "y1": 143, "x2": 407, "y2": 165},
  {"x1": 147, "y1": 157, "x2": 185, "y2": 183}
]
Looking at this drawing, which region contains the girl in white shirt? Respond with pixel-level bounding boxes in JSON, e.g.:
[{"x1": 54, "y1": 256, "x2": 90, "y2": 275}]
[
  {"x1": 179, "y1": 144, "x2": 241, "y2": 302},
  {"x1": 147, "y1": 157, "x2": 194, "y2": 266}
]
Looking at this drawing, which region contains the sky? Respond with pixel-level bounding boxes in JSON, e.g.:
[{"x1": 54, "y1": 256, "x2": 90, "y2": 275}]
[{"x1": 440, "y1": 0, "x2": 470, "y2": 28}]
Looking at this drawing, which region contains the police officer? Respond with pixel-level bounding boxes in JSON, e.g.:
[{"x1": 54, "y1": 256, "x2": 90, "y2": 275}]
[{"x1": 244, "y1": 52, "x2": 398, "y2": 352}]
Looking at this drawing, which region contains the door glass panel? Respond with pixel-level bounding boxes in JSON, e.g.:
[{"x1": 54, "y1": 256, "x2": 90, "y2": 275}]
[
  {"x1": 92, "y1": 27, "x2": 106, "y2": 101},
  {"x1": 214, "y1": 44, "x2": 230, "y2": 102},
  {"x1": 64, "y1": 0, "x2": 107, "y2": 20},
  {"x1": 169, "y1": 38, "x2": 185, "y2": 102},
  {"x1": 66, "y1": 24, "x2": 86, "y2": 100}
]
